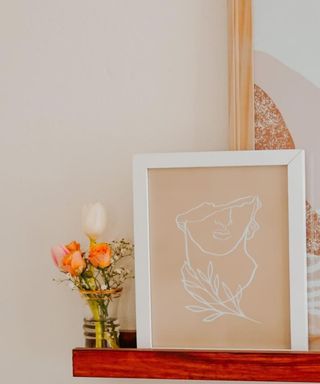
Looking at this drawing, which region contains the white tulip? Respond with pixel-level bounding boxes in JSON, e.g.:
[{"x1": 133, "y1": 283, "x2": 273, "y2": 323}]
[{"x1": 82, "y1": 202, "x2": 107, "y2": 241}]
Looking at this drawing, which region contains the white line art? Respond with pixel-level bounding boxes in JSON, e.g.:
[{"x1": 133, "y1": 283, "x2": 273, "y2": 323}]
[{"x1": 176, "y1": 196, "x2": 262, "y2": 323}]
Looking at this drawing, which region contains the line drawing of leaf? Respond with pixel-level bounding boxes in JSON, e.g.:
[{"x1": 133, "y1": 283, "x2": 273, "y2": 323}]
[
  {"x1": 222, "y1": 282, "x2": 233, "y2": 300},
  {"x1": 197, "y1": 269, "x2": 208, "y2": 283},
  {"x1": 213, "y1": 275, "x2": 219, "y2": 292},
  {"x1": 234, "y1": 285, "x2": 243, "y2": 311},
  {"x1": 182, "y1": 262, "x2": 196, "y2": 278},
  {"x1": 185, "y1": 305, "x2": 210, "y2": 312},
  {"x1": 203, "y1": 313, "x2": 223, "y2": 322},
  {"x1": 182, "y1": 280, "x2": 201, "y2": 289},
  {"x1": 207, "y1": 262, "x2": 213, "y2": 281},
  {"x1": 180, "y1": 261, "x2": 261, "y2": 324},
  {"x1": 188, "y1": 291, "x2": 211, "y2": 306},
  {"x1": 181, "y1": 262, "x2": 258, "y2": 323}
]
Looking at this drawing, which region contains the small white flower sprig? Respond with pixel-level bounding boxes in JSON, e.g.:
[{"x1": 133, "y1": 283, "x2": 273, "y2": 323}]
[{"x1": 102, "y1": 239, "x2": 135, "y2": 290}]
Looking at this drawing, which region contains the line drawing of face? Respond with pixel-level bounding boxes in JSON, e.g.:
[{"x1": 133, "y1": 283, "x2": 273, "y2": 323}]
[
  {"x1": 176, "y1": 196, "x2": 262, "y2": 323},
  {"x1": 176, "y1": 196, "x2": 261, "y2": 257}
]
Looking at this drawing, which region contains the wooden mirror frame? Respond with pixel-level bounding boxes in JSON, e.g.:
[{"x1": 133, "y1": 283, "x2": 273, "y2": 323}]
[{"x1": 228, "y1": 0, "x2": 254, "y2": 150}]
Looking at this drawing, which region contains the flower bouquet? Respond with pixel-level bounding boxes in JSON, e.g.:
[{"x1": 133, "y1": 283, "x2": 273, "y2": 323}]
[{"x1": 51, "y1": 203, "x2": 134, "y2": 348}]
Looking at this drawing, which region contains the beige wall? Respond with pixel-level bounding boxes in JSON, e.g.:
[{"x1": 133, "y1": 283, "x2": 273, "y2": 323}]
[{"x1": 0, "y1": 0, "x2": 228, "y2": 383}]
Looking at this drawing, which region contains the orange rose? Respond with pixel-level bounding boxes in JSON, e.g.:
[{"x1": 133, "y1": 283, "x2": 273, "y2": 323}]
[
  {"x1": 88, "y1": 242, "x2": 111, "y2": 269},
  {"x1": 60, "y1": 241, "x2": 85, "y2": 276},
  {"x1": 66, "y1": 241, "x2": 81, "y2": 252}
]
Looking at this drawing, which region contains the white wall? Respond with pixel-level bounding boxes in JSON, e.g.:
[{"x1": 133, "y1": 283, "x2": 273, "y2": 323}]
[
  {"x1": 254, "y1": 0, "x2": 320, "y2": 88},
  {"x1": 0, "y1": 0, "x2": 228, "y2": 383}
]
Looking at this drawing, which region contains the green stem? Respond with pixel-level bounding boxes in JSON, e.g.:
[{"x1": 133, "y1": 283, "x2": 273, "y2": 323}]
[
  {"x1": 106, "y1": 319, "x2": 120, "y2": 349},
  {"x1": 106, "y1": 330, "x2": 119, "y2": 348},
  {"x1": 84, "y1": 238, "x2": 120, "y2": 348},
  {"x1": 87, "y1": 300, "x2": 103, "y2": 348},
  {"x1": 102, "y1": 269, "x2": 110, "y2": 289}
]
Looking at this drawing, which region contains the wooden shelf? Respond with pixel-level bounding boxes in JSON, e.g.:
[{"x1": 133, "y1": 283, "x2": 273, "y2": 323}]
[{"x1": 73, "y1": 348, "x2": 320, "y2": 381}]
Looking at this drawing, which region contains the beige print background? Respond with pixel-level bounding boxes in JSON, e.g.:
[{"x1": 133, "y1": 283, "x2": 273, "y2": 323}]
[{"x1": 148, "y1": 166, "x2": 290, "y2": 349}]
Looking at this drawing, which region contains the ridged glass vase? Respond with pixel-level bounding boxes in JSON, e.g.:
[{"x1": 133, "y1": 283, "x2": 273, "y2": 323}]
[{"x1": 81, "y1": 288, "x2": 122, "y2": 348}]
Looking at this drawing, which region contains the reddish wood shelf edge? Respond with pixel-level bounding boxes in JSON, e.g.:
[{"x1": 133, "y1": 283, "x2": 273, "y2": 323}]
[{"x1": 73, "y1": 348, "x2": 320, "y2": 381}]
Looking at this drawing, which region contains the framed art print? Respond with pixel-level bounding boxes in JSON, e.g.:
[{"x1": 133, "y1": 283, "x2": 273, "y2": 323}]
[{"x1": 133, "y1": 150, "x2": 308, "y2": 350}]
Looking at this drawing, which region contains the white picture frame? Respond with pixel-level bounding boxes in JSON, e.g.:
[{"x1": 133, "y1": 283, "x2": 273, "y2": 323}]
[{"x1": 133, "y1": 150, "x2": 308, "y2": 351}]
